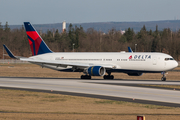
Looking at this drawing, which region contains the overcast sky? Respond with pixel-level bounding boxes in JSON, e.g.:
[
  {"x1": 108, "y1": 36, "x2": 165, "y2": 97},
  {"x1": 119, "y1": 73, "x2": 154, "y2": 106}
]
[{"x1": 1, "y1": 0, "x2": 180, "y2": 25}]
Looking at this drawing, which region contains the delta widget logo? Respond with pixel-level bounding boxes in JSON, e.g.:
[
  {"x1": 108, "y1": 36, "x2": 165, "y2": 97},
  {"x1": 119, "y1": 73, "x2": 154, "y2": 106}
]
[
  {"x1": 129, "y1": 55, "x2": 132, "y2": 59},
  {"x1": 128, "y1": 55, "x2": 151, "y2": 60}
]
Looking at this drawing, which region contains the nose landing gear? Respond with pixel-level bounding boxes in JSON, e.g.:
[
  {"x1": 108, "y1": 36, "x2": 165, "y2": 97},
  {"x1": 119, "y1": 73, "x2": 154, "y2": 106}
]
[{"x1": 161, "y1": 72, "x2": 167, "y2": 81}]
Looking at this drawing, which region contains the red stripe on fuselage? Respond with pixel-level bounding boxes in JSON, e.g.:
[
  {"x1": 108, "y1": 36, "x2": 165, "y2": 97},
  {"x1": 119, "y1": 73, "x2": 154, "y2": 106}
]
[{"x1": 26, "y1": 31, "x2": 42, "y2": 55}]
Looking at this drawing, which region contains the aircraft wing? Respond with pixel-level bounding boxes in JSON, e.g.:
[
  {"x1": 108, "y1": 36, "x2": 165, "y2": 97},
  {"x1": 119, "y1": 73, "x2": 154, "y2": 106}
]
[{"x1": 20, "y1": 58, "x2": 116, "y2": 69}]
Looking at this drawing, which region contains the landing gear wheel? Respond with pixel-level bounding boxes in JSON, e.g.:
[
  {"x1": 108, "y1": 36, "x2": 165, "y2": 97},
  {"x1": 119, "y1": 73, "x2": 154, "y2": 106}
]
[
  {"x1": 103, "y1": 72, "x2": 114, "y2": 79},
  {"x1": 81, "y1": 75, "x2": 91, "y2": 79},
  {"x1": 103, "y1": 75, "x2": 114, "y2": 79},
  {"x1": 161, "y1": 77, "x2": 166, "y2": 81}
]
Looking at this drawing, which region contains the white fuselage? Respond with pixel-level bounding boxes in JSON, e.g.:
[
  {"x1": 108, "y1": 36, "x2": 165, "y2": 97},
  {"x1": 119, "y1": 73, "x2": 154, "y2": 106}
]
[{"x1": 30, "y1": 52, "x2": 178, "y2": 73}]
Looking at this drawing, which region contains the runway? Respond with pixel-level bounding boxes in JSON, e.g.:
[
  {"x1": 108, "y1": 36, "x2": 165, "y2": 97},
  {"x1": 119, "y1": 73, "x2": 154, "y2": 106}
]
[{"x1": 0, "y1": 77, "x2": 180, "y2": 107}]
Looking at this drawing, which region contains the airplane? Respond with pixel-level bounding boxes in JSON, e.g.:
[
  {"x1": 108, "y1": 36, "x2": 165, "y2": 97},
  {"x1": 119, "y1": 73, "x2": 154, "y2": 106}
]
[{"x1": 3, "y1": 22, "x2": 178, "y2": 81}]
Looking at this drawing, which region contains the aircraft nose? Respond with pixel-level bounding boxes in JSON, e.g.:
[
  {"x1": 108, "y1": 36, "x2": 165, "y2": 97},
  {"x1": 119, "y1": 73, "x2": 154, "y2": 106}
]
[{"x1": 173, "y1": 61, "x2": 178, "y2": 68}]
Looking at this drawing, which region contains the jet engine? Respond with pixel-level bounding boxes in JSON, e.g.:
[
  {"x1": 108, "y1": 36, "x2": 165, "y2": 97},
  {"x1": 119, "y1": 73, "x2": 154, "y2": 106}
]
[
  {"x1": 86, "y1": 66, "x2": 106, "y2": 76},
  {"x1": 127, "y1": 72, "x2": 143, "y2": 76}
]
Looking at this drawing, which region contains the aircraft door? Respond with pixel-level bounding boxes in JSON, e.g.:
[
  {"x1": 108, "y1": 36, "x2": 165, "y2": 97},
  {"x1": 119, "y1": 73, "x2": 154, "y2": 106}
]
[
  {"x1": 164, "y1": 61, "x2": 166, "y2": 68},
  {"x1": 164, "y1": 58, "x2": 167, "y2": 68},
  {"x1": 152, "y1": 56, "x2": 157, "y2": 65}
]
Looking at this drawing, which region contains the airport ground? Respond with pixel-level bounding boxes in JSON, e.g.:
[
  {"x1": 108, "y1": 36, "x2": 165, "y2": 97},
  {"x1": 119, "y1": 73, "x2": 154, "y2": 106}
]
[{"x1": 0, "y1": 63, "x2": 180, "y2": 120}]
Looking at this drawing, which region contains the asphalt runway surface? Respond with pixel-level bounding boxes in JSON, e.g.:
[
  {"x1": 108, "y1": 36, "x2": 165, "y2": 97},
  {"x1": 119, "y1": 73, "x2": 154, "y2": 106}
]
[{"x1": 0, "y1": 77, "x2": 180, "y2": 107}]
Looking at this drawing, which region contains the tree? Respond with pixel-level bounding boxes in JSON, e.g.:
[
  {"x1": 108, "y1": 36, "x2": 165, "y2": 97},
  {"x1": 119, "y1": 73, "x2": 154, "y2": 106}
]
[
  {"x1": 124, "y1": 28, "x2": 134, "y2": 42},
  {"x1": 141, "y1": 25, "x2": 146, "y2": 32},
  {"x1": 149, "y1": 29, "x2": 152, "y2": 35},
  {"x1": 68, "y1": 24, "x2": 82, "y2": 50},
  {"x1": 4, "y1": 21, "x2": 10, "y2": 32},
  {"x1": 136, "y1": 25, "x2": 149, "y2": 52},
  {"x1": 54, "y1": 29, "x2": 60, "y2": 41},
  {"x1": 68, "y1": 23, "x2": 76, "y2": 50},
  {"x1": 59, "y1": 32, "x2": 71, "y2": 52},
  {"x1": 45, "y1": 30, "x2": 54, "y2": 42},
  {"x1": 119, "y1": 35, "x2": 127, "y2": 43},
  {"x1": 154, "y1": 25, "x2": 159, "y2": 37},
  {"x1": 74, "y1": 25, "x2": 86, "y2": 50}
]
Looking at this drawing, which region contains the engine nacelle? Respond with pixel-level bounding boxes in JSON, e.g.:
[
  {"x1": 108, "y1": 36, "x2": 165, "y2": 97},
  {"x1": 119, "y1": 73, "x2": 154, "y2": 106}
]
[
  {"x1": 87, "y1": 66, "x2": 106, "y2": 76},
  {"x1": 127, "y1": 72, "x2": 143, "y2": 76}
]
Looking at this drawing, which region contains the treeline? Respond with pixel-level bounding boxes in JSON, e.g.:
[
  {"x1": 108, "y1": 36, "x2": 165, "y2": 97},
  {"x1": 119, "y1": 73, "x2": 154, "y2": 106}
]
[{"x1": 0, "y1": 22, "x2": 180, "y2": 60}]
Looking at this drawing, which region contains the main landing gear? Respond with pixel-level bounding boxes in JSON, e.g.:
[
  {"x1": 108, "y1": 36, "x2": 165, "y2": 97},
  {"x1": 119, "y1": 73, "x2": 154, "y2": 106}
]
[
  {"x1": 81, "y1": 75, "x2": 91, "y2": 79},
  {"x1": 103, "y1": 72, "x2": 114, "y2": 79},
  {"x1": 161, "y1": 72, "x2": 166, "y2": 81}
]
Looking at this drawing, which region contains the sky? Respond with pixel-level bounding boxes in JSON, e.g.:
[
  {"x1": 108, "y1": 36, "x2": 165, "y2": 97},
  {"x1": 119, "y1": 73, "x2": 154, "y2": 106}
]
[{"x1": 0, "y1": 0, "x2": 180, "y2": 25}]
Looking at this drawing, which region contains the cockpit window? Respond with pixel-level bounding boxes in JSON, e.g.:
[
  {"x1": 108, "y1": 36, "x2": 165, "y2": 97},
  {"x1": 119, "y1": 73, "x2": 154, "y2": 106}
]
[{"x1": 165, "y1": 58, "x2": 174, "y2": 61}]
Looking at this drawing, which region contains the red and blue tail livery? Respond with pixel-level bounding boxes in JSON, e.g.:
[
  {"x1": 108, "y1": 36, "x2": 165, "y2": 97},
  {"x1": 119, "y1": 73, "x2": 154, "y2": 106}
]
[{"x1": 24, "y1": 22, "x2": 52, "y2": 56}]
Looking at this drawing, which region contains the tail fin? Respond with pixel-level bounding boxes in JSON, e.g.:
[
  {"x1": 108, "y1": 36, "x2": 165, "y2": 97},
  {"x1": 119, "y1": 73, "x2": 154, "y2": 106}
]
[{"x1": 24, "y1": 22, "x2": 52, "y2": 56}]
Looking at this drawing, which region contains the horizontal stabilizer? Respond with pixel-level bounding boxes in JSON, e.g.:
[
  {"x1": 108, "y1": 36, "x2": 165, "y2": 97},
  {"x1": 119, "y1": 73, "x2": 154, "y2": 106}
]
[{"x1": 3, "y1": 44, "x2": 17, "y2": 59}]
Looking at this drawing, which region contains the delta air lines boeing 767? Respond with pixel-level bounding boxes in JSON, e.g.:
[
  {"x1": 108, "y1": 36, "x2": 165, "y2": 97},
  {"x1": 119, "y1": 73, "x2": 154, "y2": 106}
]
[{"x1": 3, "y1": 22, "x2": 178, "y2": 81}]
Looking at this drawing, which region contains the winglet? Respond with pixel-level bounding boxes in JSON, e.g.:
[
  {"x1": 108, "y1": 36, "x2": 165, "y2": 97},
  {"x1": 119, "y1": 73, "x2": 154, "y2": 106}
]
[
  {"x1": 3, "y1": 44, "x2": 17, "y2": 59},
  {"x1": 128, "y1": 47, "x2": 133, "y2": 52}
]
